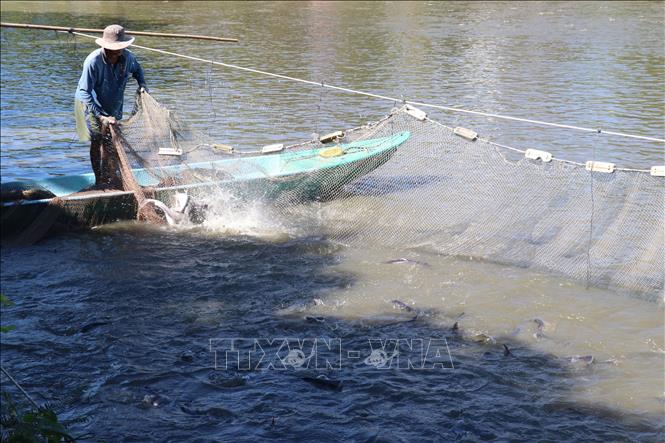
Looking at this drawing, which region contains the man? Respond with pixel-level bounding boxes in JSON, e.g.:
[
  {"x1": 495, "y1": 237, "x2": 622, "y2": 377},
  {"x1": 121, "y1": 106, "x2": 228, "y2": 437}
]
[{"x1": 75, "y1": 24, "x2": 147, "y2": 187}]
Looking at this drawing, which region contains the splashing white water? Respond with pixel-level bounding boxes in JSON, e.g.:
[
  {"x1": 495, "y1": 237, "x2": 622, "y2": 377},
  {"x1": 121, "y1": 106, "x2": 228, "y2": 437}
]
[{"x1": 193, "y1": 188, "x2": 297, "y2": 241}]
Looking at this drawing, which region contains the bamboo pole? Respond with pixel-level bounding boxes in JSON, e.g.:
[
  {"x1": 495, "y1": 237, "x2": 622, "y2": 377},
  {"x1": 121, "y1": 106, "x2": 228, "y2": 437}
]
[{"x1": 0, "y1": 22, "x2": 238, "y2": 42}]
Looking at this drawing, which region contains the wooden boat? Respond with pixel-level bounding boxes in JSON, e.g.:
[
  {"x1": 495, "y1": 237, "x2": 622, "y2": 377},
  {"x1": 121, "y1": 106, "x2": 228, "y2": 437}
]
[{"x1": 1, "y1": 131, "x2": 410, "y2": 237}]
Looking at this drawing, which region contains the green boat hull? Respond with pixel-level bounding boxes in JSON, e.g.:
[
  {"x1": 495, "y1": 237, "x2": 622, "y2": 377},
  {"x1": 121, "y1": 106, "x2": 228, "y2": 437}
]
[{"x1": 1, "y1": 132, "x2": 410, "y2": 237}]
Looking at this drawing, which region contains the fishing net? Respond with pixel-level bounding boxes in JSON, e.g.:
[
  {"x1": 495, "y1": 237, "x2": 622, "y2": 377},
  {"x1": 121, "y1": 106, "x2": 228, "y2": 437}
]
[
  {"x1": 300, "y1": 112, "x2": 664, "y2": 300},
  {"x1": 101, "y1": 92, "x2": 663, "y2": 300}
]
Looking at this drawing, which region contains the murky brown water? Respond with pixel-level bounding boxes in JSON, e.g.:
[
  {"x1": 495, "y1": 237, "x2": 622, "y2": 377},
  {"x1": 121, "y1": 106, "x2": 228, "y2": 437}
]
[{"x1": 1, "y1": 1, "x2": 664, "y2": 441}]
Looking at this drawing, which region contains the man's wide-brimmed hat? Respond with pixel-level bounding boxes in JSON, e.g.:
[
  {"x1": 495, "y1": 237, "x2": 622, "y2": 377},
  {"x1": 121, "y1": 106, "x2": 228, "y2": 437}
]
[{"x1": 96, "y1": 24, "x2": 134, "y2": 50}]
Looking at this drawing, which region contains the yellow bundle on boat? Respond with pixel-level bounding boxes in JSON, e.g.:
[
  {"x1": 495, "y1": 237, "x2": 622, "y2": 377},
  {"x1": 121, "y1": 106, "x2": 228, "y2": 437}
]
[{"x1": 319, "y1": 146, "x2": 344, "y2": 158}]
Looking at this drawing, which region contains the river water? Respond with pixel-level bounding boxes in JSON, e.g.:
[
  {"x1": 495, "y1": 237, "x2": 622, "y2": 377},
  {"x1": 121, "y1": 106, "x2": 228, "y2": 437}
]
[{"x1": 1, "y1": 1, "x2": 664, "y2": 441}]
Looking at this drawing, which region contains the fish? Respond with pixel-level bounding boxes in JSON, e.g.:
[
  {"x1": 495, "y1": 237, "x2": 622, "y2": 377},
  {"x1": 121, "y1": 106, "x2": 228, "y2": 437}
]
[
  {"x1": 141, "y1": 393, "x2": 167, "y2": 408},
  {"x1": 473, "y1": 333, "x2": 496, "y2": 345},
  {"x1": 140, "y1": 199, "x2": 186, "y2": 226},
  {"x1": 567, "y1": 355, "x2": 594, "y2": 365},
  {"x1": 180, "y1": 405, "x2": 234, "y2": 418},
  {"x1": 533, "y1": 318, "x2": 545, "y2": 330},
  {"x1": 214, "y1": 376, "x2": 247, "y2": 388},
  {"x1": 205, "y1": 407, "x2": 235, "y2": 418},
  {"x1": 206, "y1": 372, "x2": 249, "y2": 388},
  {"x1": 367, "y1": 315, "x2": 418, "y2": 328},
  {"x1": 368, "y1": 299, "x2": 419, "y2": 326},
  {"x1": 511, "y1": 318, "x2": 548, "y2": 340},
  {"x1": 503, "y1": 344, "x2": 512, "y2": 357},
  {"x1": 384, "y1": 258, "x2": 431, "y2": 267},
  {"x1": 180, "y1": 350, "x2": 195, "y2": 363},
  {"x1": 302, "y1": 375, "x2": 343, "y2": 391},
  {"x1": 391, "y1": 299, "x2": 415, "y2": 312},
  {"x1": 532, "y1": 318, "x2": 547, "y2": 338},
  {"x1": 450, "y1": 313, "x2": 465, "y2": 333},
  {"x1": 78, "y1": 321, "x2": 109, "y2": 334}
]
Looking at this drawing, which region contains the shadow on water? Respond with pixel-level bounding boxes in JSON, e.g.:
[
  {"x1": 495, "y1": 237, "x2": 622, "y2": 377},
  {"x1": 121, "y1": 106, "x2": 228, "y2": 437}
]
[{"x1": 1, "y1": 227, "x2": 663, "y2": 442}]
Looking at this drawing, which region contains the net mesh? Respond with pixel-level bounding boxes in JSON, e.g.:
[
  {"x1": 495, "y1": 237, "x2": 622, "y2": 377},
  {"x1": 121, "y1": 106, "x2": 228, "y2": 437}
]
[{"x1": 102, "y1": 93, "x2": 663, "y2": 300}]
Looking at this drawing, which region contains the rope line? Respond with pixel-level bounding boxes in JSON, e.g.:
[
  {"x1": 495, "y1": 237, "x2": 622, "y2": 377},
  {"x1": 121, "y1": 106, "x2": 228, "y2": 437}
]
[
  {"x1": 1, "y1": 365, "x2": 41, "y2": 409},
  {"x1": 427, "y1": 117, "x2": 653, "y2": 173},
  {"x1": 69, "y1": 32, "x2": 665, "y2": 144}
]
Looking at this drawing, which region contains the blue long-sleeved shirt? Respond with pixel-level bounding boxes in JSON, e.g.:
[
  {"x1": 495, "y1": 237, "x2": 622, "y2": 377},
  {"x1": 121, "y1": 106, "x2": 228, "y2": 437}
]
[{"x1": 75, "y1": 48, "x2": 146, "y2": 120}]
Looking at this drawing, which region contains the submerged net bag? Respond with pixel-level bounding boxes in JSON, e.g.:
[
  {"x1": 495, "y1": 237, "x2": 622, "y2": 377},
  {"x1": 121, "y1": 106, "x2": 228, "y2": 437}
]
[{"x1": 110, "y1": 93, "x2": 664, "y2": 300}]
